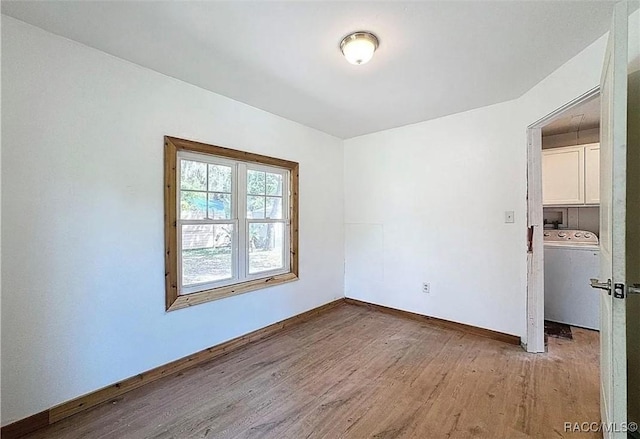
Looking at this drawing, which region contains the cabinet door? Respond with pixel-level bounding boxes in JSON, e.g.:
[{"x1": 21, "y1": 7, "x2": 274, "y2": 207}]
[
  {"x1": 542, "y1": 146, "x2": 585, "y2": 205},
  {"x1": 584, "y1": 143, "x2": 600, "y2": 204}
]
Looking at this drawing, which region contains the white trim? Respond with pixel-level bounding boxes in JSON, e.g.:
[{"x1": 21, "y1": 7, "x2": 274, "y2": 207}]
[
  {"x1": 527, "y1": 87, "x2": 600, "y2": 129},
  {"x1": 246, "y1": 161, "x2": 291, "y2": 173},
  {"x1": 179, "y1": 219, "x2": 238, "y2": 225},
  {"x1": 246, "y1": 266, "x2": 289, "y2": 279},
  {"x1": 526, "y1": 127, "x2": 545, "y2": 353},
  {"x1": 237, "y1": 163, "x2": 248, "y2": 280},
  {"x1": 178, "y1": 150, "x2": 238, "y2": 168}
]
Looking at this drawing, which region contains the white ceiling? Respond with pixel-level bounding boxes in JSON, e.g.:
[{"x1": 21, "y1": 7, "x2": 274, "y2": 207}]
[
  {"x1": 542, "y1": 96, "x2": 601, "y2": 136},
  {"x1": 2, "y1": 1, "x2": 616, "y2": 139}
]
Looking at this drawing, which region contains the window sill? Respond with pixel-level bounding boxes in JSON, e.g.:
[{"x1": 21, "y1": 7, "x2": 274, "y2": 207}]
[{"x1": 166, "y1": 272, "x2": 299, "y2": 311}]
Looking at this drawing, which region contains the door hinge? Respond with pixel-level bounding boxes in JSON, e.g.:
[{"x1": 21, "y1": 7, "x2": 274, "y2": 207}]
[{"x1": 613, "y1": 283, "x2": 625, "y2": 299}]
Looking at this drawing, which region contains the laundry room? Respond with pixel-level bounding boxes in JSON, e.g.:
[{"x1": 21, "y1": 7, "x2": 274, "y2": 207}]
[{"x1": 540, "y1": 95, "x2": 601, "y2": 341}]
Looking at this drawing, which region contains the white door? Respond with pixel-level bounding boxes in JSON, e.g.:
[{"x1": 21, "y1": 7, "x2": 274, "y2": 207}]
[{"x1": 591, "y1": 2, "x2": 628, "y2": 437}]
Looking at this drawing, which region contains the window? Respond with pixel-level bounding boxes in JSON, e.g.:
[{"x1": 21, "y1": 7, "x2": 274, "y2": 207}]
[{"x1": 164, "y1": 137, "x2": 299, "y2": 311}]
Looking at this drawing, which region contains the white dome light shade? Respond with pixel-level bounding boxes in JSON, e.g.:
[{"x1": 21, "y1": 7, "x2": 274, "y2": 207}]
[{"x1": 340, "y1": 32, "x2": 379, "y2": 65}]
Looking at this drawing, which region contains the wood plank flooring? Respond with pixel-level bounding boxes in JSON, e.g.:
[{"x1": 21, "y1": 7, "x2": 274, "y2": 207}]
[{"x1": 19, "y1": 303, "x2": 600, "y2": 439}]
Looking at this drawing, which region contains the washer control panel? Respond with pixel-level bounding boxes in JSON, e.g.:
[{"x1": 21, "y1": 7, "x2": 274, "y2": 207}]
[{"x1": 543, "y1": 229, "x2": 599, "y2": 245}]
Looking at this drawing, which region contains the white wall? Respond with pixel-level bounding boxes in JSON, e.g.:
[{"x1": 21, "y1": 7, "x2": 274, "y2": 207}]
[
  {"x1": 567, "y1": 207, "x2": 600, "y2": 235},
  {"x1": 542, "y1": 127, "x2": 600, "y2": 149},
  {"x1": 344, "y1": 29, "x2": 611, "y2": 341},
  {"x1": 1, "y1": 16, "x2": 344, "y2": 425},
  {"x1": 344, "y1": 99, "x2": 526, "y2": 336}
]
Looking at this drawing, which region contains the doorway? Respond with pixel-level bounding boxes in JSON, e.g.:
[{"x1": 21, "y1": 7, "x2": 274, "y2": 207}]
[{"x1": 525, "y1": 86, "x2": 600, "y2": 354}]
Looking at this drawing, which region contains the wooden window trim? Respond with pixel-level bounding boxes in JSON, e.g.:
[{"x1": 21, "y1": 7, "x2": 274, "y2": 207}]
[{"x1": 164, "y1": 136, "x2": 299, "y2": 311}]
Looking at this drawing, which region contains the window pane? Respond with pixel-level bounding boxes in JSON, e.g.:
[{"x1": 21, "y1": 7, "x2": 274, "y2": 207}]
[
  {"x1": 180, "y1": 191, "x2": 207, "y2": 219},
  {"x1": 208, "y1": 193, "x2": 231, "y2": 219},
  {"x1": 266, "y1": 172, "x2": 283, "y2": 196},
  {"x1": 182, "y1": 224, "x2": 233, "y2": 287},
  {"x1": 247, "y1": 170, "x2": 266, "y2": 195},
  {"x1": 247, "y1": 195, "x2": 265, "y2": 219},
  {"x1": 249, "y1": 223, "x2": 284, "y2": 274},
  {"x1": 265, "y1": 197, "x2": 283, "y2": 219},
  {"x1": 208, "y1": 164, "x2": 231, "y2": 192},
  {"x1": 180, "y1": 160, "x2": 207, "y2": 190}
]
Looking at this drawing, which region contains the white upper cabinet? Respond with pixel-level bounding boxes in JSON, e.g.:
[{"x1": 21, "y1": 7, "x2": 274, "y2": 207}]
[
  {"x1": 542, "y1": 145, "x2": 585, "y2": 205},
  {"x1": 584, "y1": 143, "x2": 600, "y2": 204},
  {"x1": 542, "y1": 143, "x2": 600, "y2": 206}
]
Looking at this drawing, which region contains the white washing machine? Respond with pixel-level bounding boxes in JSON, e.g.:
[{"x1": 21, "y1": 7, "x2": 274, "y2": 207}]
[{"x1": 544, "y1": 229, "x2": 600, "y2": 330}]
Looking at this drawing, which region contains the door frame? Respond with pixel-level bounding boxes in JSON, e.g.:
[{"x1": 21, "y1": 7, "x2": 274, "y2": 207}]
[{"x1": 525, "y1": 86, "x2": 600, "y2": 353}]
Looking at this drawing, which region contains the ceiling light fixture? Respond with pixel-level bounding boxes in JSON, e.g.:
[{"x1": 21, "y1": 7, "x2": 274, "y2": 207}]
[{"x1": 340, "y1": 32, "x2": 379, "y2": 65}]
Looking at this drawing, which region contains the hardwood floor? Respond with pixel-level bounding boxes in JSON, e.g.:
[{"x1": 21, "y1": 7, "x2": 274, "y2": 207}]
[{"x1": 20, "y1": 303, "x2": 600, "y2": 439}]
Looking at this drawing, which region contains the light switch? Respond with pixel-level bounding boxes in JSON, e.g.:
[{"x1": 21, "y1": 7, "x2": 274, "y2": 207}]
[{"x1": 505, "y1": 211, "x2": 515, "y2": 223}]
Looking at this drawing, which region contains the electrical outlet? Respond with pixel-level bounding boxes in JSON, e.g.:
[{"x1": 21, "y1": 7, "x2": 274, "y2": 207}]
[{"x1": 422, "y1": 282, "x2": 430, "y2": 294}]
